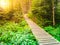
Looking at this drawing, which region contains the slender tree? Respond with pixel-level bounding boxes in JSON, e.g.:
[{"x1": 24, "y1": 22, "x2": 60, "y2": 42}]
[{"x1": 52, "y1": 0, "x2": 55, "y2": 26}]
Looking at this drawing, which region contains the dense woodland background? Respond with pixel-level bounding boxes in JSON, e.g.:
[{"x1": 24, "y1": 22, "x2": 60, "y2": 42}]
[{"x1": 28, "y1": 0, "x2": 60, "y2": 26}]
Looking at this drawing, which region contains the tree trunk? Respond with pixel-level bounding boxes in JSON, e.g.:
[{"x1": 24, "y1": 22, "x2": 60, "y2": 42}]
[{"x1": 52, "y1": 0, "x2": 55, "y2": 26}]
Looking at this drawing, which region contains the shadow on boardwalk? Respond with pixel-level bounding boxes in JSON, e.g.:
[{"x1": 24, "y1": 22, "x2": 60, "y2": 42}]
[{"x1": 24, "y1": 14, "x2": 60, "y2": 45}]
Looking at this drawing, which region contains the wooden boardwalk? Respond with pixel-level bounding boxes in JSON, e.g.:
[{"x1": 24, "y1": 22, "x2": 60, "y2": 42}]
[{"x1": 24, "y1": 14, "x2": 60, "y2": 45}]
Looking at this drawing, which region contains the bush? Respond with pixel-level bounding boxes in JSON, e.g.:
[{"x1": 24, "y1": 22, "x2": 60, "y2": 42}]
[
  {"x1": 44, "y1": 25, "x2": 60, "y2": 41},
  {"x1": 44, "y1": 26, "x2": 54, "y2": 32},
  {"x1": 0, "y1": 20, "x2": 38, "y2": 45}
]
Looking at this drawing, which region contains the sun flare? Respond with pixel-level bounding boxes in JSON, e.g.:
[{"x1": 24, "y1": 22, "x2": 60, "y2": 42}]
[
  {"x1": 0, "y1": 0, "x2": 20, "y2": 13},
  {"x1": 0, "y1": 0, "x2": 11, "y2": 12},
  {"x1": 0, "y1": 0, "x2": 10, "y2": 8}
]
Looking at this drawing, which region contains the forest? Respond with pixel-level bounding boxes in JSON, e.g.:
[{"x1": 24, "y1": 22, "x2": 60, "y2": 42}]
[
  {"x1": 0, "y1": 0, "x2": 60, "y2": 45},
  {"x1": 28, "y1": 0, "x2": 60, "y2": 41}
]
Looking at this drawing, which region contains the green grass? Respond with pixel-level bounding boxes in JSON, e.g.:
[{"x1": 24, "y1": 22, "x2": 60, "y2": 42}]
[
  {"x1": 44, "y1": 25, "x2": 60, "y2": 41},
  {"x1": 0, "y1": 20, "x2": 38, "y2": 45}
]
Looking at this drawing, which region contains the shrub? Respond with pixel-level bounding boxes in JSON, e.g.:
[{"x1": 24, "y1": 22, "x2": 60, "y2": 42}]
[
  {"x1": 44, "y1": 25, "x2": 60, "y2": 41},
  {"x1": 0, "y1": 20, "x2": 38, "y2": 45}
]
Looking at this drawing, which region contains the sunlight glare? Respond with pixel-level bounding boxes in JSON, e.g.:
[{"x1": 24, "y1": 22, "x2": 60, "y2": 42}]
[{"x1": 0, "y1": 0, "x2": 10, "y2": 9}]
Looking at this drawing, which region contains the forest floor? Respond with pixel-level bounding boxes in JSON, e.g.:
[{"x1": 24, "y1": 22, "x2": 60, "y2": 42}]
[{"x1": 24, "y1": 14, "x2": 60, "y2": 45}]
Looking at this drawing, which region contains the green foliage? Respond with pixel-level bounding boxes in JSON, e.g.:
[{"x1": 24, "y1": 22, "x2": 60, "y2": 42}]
[
  {"x1": 28, "y1": 0, "x2": 53, "y2": 26},
  {"x1": 44, "y1": 25, "x2": 60, "y2": 41},
  {"x1": 0, "y1": 20, "x2": 38, "y2": 45},
  {"x1": 56, "y1": 2, "x2": 60, "y2": 23},
  {"x1": 44, "y1": 26, "x2": 54, "y2": 32},
  {"x1": 28, "y1": 0, "x2": 60, "y2": 26}
]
